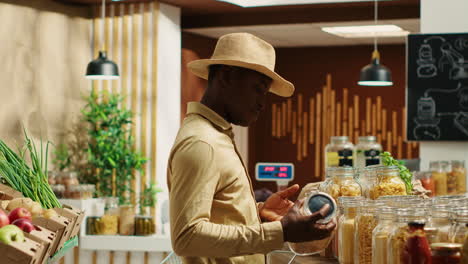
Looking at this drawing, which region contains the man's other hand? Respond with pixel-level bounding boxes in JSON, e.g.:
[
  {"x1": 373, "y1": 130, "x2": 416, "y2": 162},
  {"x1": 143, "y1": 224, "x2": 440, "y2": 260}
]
[{"x1": 259, "y1": 184, "x2": 299, "y2": 221}]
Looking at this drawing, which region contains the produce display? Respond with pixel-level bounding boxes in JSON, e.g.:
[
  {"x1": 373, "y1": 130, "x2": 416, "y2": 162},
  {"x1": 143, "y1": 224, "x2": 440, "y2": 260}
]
[
  {"x1": 0, "y1": 132, "x2": 61, "y2": 209},
  {"x1": 0, "y1": 225, "x2": 24, "y2": 244}
]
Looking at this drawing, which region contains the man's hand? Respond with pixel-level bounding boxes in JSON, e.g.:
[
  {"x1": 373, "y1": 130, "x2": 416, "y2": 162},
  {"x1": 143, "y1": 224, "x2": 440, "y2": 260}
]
[
  {"x1": 259, "y1": 184, "x2": 300, "y2": 222},
  {"x1": 281, "y1": 200, "x2": 336, "y2": 243}
]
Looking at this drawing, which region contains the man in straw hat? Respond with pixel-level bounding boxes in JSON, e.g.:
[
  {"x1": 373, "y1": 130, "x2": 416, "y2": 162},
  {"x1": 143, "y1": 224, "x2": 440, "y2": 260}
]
[{"x1": 167, "y1": 33, "x2": 335, "y2": 263}]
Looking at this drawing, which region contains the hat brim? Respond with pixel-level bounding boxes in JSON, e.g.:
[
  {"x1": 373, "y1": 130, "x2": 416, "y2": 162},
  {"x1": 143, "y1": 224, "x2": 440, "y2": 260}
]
[{"x1": 187, "y1": 59, "x2": 295, "y2": 97}]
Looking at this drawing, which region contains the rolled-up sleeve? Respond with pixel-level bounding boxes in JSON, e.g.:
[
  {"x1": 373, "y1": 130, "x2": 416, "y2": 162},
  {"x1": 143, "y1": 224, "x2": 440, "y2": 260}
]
[{"x1": 168, "y1": 140, "x2": 284, "y2": 258}]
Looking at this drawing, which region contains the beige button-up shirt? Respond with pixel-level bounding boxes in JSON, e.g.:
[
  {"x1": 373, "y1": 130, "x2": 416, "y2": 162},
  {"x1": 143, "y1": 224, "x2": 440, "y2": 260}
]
[{"x1": 167, "y1": 102, "x2": 284, "y2": 264}]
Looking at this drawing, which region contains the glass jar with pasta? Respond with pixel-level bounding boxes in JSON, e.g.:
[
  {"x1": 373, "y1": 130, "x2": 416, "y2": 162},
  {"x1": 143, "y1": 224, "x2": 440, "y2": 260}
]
[
  {"x1": 451, "y1": 160, "x2": 467, "y2": 195},
  {"x1": 320, "y1": 167, "x2": 361, "y2": 200},
  {"x1": 370, "y1": 166, "x2": 407, "y2": 199},
  {"x1": 338, "y1": 197, "x2": 362, "y2": 264},
  {"x1": 354, "y1": 200, "x2": 379, "y2": 264},
  {"x1": 430, "y1": 161, "x2": 450, "y2": 196},
  {"x1": 451, "y1": 210, "x2": 468, "y2": 244},
  {"x1": 357, "y1": 166, "x2": 379, "y2": 199},
  {"x1": 425, "y1": 205, "x2": 452, "y2": 244},
  {"x1": 387, "y1": 208, "x2": 428, "y2": 264},
  {"x1": 372, "y1": 207, "x2": 395, "y2": 264}
]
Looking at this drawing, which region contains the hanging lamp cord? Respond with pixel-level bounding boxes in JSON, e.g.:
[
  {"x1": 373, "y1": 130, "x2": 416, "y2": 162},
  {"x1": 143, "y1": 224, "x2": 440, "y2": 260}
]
[
  {"x1": 372, "y1": 0, "x2": 381, "y2": 60},
  {"x1": 101, "y1": 0, "x2": 106, "y2": 51}
]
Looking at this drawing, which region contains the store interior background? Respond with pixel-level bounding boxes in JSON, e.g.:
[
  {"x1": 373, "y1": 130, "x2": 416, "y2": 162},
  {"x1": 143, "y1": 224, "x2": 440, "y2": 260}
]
[{"x1": 0, "y1": 0, "x2": 467, "y2": 263}]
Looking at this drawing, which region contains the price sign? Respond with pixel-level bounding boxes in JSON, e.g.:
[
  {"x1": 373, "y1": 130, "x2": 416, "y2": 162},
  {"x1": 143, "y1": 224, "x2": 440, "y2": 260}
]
[{"x1": 255, "y1": 163, "x2": 294, "y2": 182}]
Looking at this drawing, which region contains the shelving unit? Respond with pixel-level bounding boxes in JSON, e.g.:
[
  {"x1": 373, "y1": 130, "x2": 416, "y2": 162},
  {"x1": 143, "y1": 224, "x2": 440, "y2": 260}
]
[{"x1": 79, "y1": 234, "x2": 171, "y2": 252}]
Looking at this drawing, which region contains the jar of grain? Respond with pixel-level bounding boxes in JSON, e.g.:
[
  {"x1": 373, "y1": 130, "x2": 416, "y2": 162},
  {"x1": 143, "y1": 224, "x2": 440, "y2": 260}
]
[
  {"x1": 338, "y1": 197, "x2": 362, "y2": 264},
  {"x1": 354, "y1": 200, "x2": 379, "y2": 264},
  {"x1": 372, "y1": 207, "x2": 395, "y2": 264},
  {"x1": 430, "y1": 161, "x2": 449, "y2": 196}
]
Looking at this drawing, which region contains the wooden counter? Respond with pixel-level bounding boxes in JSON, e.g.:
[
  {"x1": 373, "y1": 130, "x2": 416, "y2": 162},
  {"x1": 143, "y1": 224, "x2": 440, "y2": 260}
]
[{"x1": 267, "y1": 251, "x2": 338, "y2": 264}]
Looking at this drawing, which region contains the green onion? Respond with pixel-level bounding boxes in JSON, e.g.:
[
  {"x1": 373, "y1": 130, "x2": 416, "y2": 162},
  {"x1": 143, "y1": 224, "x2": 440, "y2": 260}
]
[{"x1": 0, "y1": 129, "x2": 61, "y2": 209}]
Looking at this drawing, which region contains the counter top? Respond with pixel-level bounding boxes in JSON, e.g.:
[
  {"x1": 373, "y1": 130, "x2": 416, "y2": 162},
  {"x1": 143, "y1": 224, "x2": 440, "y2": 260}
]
[{"x1": 267, "y1": 251, "x2": 338, "y2": 264}]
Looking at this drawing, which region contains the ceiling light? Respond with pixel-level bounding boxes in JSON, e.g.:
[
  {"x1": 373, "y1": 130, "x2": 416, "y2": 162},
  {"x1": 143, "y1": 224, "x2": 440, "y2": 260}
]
[
  {"x1": 216, "y1": 0, "x2": 387, "y2": 8},
  {"x1": 322, "y1": 25, "x2": 410, "y2": 38},
  {"x1": 358, "y1": 0, "x2": 393, "y2": 86},
  {"x1": 86, "y1": 0, "x2": 120, "y2": 80}
]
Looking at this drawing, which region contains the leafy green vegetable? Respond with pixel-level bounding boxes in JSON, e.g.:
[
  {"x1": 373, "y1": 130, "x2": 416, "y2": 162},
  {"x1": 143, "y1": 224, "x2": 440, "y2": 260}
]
[
  {"x1": 0, "y1": 130, "x2": 61, "y2": 209},
  {"x1": 380, "y1": 151, "x2": 413, "y2": 194}
]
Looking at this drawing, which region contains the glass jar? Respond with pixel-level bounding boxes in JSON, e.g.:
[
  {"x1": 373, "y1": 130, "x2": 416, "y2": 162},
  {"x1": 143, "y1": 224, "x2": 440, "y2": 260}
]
[
  {"x1": 430, "y1": 161, "x2": 450, "y2": 196},
  {"x1": 414, "y1": 171, "x2": 436, "y2": 197},
  {"x1": 51, "y1": 184, "x2": 65, "y2": 199},
  {"x1": 338, "y1": 197, "x2": 362, "y2": 264},
  {"x1": 119, "y1": 205, "x2": 135, "y2": 236},
  {"x1": 320, "y1": 167, "x2": 361, "y2": 200},
  {"x1": 61, "y1": 171, "x2": 80, "y2": 188},
  {"x1": 98, "y1": 214, "x2": 119, "y2": 235},
  {"x1": 135, "y1": 215, "x2": 156, "y2": 236},
  {"x1": 372, "y1": 207, "x2": 395, "y2": 264},
  {"x1": 388, "y1": 208, "x2": 428, "y2": 264},
  {"x1": 370, "y1": 166, "x2": 407, "y2": 199},
  {"x1": 402, "y1": 222, "x2": 432, "y2": 263},
  {"x1": 357, "y1": 166, "x2": 379, "y2": 199},
  {"x1": 325, "y1": 136, "x2": 354, "y2": 168},
  {"x1": 451, "y1": 161, "x2": 467, "y2": 195},
  {"x1": 82, "y1": 184, "x2": 96, "y2": 199},
  {"x1": 451, "y1": 210, "x2": 468, "y2": 244},
  {"x1": 355, "y1": 136, "x2": 382, "y2": 168},
  {"x1": 288, "y1": 191, "x2": 337, "y2": 255},
  {"x1": 105, "y1": 197, "x2": 120, "y2": 215},
  {"x1": 302, "y1": 191, "x2": 337, "y2": 223},
  {"x1": 426, "y1": 205, "x2": 452, "y2": 243},
  {"x1": 462, "y1": 232, "x2": 468, "y2": 264},
  {"x1": 431, "y1": 243, "x2": 462, "y2": 264},
  {"x1": 86, "y1": 216, "x2": 101, "y2": 235},
  {"x1": 354, "y1": 200, "x2": 380, "y2": 264}
]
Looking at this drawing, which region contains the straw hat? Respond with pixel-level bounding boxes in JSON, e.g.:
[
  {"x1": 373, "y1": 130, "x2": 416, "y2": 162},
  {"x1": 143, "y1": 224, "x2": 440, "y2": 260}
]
[{"x1": 187, "y1": 33, "x2": 295, "y2": 97}]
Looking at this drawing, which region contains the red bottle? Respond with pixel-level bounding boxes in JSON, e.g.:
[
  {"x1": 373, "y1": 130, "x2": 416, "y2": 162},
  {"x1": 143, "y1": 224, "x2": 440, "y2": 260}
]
[{"x1": 402, "y1": 221, "x2": 432, "y2": 264}]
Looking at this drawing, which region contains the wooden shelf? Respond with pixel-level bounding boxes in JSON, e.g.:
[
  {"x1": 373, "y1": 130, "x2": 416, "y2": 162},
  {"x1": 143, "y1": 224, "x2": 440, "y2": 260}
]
[{"x1": 79, "y1": 234, "x2": 172, "y2": 252}]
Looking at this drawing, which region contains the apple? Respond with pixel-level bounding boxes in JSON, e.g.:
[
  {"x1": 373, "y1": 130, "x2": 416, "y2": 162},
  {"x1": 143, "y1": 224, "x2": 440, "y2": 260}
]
[
  {"x1": 0, "y1": 225, "x2": 24, "y2": 245},
  {"x1": 12, "y1": 218, "x2": 35, "y2": 233},
  {"x1": 8, "y1": 208, "x2": 32, "y2": 223},
  {"x1": 0, "y1": 209, "x2": 9, "y2": 228}
]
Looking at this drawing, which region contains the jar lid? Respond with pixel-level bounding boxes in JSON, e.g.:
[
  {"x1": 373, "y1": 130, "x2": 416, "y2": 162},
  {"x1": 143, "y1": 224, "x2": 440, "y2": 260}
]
[
  {"x1": 330, "y1": 136, "x2": 348, "y2": 142},
  {"x1": 326, "y1": 166, "x2": 355, "y2": 177},
  {"x1": 68, "y1": 185, "x2": 83, "y2": 191},
  {"x1": 51, "y1": 184, "x2": 65, "y2": 191},
  {"x1": 378, "y1": 166, "x2": 400, "y2": 173},
  {"x1": 358, "y1": 136, "x2": 377, "y2": 142},
  {"x1": 430, "y1": 243, "x2": 462, "y2": 251},
  {"x1": 304, "y1": 192, "x2": 337, "y2": 224}
]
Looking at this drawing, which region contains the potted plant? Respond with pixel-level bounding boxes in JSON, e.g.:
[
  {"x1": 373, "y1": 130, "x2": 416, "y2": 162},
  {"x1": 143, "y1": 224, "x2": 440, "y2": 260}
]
[{"x1": 82, "y1": 90, "x2": 146, "y2": 205}]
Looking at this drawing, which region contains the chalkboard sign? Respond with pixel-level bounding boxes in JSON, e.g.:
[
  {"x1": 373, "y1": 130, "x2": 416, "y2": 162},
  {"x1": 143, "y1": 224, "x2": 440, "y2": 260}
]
[{"x1": 407, "y1": 33, "x2": 468, "y2": 141}]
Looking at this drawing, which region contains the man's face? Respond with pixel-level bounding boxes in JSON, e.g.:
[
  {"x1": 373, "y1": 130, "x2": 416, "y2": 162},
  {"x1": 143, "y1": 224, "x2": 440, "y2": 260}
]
[{"x1": 223, "y1": 66, "x2": 273, "y2": 126}]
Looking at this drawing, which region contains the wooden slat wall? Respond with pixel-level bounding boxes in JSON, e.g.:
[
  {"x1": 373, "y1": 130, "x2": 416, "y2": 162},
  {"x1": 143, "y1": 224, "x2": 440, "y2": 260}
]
[
  {"x1": 271, "y1": 74, "x2": 419, "y2": 178},
  {"x1": 69, "y1": 1, "x2": 163, "y2": 264}
]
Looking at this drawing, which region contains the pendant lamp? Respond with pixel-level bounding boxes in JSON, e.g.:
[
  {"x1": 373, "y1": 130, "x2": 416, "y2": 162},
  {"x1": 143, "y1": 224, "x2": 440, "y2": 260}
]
[
  {"x1": 86, "y1": 0, "x2": 119, "y2": 80},
  {"x1": 358, "y1": 0, "x2": 392, "y2": 86}
]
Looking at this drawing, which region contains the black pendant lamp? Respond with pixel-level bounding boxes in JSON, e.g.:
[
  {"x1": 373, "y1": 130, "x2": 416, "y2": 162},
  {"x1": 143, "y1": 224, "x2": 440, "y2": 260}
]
[
  {"x1": 86, "y1": 0, "x2": 119, "y2": 80},
  {"x1": 358, "y1": 0, "x2": 393, "y2": 87}
]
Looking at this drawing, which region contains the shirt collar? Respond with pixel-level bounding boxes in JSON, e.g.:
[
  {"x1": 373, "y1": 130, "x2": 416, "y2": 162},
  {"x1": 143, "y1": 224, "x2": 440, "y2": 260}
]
[{"x1": 187, "y1": 102, "x2": 232, "y2": 132}]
